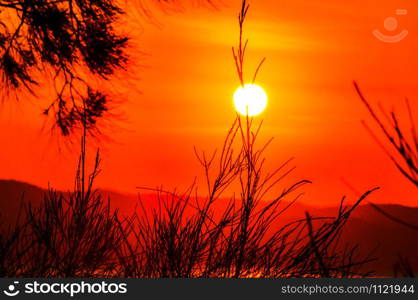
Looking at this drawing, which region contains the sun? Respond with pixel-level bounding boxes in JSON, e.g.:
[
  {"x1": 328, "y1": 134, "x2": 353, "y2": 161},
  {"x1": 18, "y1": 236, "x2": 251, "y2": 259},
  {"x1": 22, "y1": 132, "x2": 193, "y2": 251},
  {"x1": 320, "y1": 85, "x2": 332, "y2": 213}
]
[{"x1": 233, "y1": 84, "x2": 268, "y2": 117}]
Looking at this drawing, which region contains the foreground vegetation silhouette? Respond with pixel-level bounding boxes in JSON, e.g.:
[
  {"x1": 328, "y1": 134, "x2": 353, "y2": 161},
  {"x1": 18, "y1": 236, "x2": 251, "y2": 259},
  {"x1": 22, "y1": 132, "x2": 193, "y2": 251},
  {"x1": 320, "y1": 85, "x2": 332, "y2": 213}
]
[{"x1": 0, "y1": 114, "x2": 378, "y2": 278}]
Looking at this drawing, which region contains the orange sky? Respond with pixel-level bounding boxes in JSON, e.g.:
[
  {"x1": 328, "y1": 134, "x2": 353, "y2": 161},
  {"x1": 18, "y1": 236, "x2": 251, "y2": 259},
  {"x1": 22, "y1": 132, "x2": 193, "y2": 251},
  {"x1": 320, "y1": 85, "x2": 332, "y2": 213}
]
[{"x1": 1, "y1": 0, "x2": 417, "y2": 206}]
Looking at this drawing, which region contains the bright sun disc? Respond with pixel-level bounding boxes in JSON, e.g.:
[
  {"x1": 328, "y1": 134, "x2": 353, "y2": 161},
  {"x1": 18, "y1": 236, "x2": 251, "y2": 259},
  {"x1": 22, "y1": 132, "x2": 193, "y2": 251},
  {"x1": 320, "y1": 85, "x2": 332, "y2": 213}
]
[{"x1": 233, "y1": 84, "x2": 267, "y2": 117}]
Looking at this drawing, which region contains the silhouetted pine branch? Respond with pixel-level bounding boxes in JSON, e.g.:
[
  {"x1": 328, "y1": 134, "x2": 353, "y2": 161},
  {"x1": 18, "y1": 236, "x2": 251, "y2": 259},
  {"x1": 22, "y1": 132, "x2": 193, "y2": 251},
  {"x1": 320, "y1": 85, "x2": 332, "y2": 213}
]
[
  {"x1": 0, "y1": 0, "x2": 128, "y2": 135},
  {"x1": 0, "y1": 0, "x2": 216, "y2": 136},
  {"x1": 354, "y1": 82, "x2": 418, "y2": 188}
]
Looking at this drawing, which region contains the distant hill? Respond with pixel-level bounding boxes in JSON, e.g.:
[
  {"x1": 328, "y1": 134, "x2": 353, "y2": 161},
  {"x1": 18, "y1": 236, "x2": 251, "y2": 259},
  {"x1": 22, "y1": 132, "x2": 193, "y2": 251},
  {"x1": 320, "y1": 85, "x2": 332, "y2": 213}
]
[
  {"x1": 0, "y1": 180, "x2": 44, "y2": 225},
  {"x1": 310, "y1": 204, "x2": 418, "y2": 276},
  {"x1": 0, "y1": 180, "x2": 140, "y2": 224},
  {"x1": 0, "y1": 179, "x2": 417, "y2": 276}
]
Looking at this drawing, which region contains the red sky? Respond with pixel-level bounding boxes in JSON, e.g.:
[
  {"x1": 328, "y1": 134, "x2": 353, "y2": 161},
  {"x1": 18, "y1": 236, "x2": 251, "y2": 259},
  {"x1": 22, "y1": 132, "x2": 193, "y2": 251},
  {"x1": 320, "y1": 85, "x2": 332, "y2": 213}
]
[{"x1": 1, "y1": 0, "x2": 417, "y2": 206}]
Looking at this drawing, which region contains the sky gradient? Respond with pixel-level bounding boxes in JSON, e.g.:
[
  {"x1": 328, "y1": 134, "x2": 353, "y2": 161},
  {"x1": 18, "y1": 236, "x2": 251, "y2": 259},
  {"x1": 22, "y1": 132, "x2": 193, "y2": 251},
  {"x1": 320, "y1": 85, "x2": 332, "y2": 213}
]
[{"x1": 1, "y1": 0, "x2": 417, "y2": 206}]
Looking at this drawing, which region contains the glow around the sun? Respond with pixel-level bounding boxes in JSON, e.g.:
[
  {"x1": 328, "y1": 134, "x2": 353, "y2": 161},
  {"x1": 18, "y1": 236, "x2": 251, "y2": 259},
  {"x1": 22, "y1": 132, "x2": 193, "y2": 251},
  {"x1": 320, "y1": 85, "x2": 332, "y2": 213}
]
[{"x1": 233, "y1": 84, "x2": 268, "y2": 117}]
